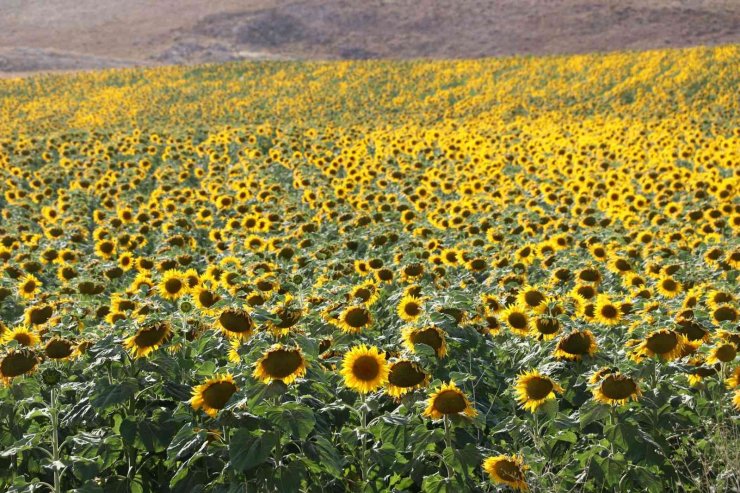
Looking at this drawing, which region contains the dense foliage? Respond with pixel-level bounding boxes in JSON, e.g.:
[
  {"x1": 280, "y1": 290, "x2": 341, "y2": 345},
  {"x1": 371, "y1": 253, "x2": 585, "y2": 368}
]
[{"x1": 0, "y1": 45, "x2": 738, "y2": 492}]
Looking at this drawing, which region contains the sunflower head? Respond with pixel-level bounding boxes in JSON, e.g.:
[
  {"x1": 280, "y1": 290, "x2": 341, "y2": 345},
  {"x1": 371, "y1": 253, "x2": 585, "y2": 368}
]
[
  {"x1": 636, "y1": 329, "x2": 686, "y2": 361},
  {"x1": 386, "y1": 359, "x2": 429, "y2": 398},
  {"x1": 593, "y1": 372, "x2": 641, "y2": 406},
  {"x1": 553, "y1": 330, "x2": 598, "y2": 361},
  {"x1": 216, "y1": 307, "x2": 256, "y2": 340},
  {"x1": 159, "y1": 269, "x2": 187, "y2": 300},
  {"x1": 482, "y1": 454, "x2": 529, "y2": 491},
  {"x1": 514, "y1": 370, "x2": 563, "y2": 412},
  {"x1": 190, "y1": 373, "x2": 238, "y2": 417},
  {"x1": 423, "y1": 380, "x2": 477, "y2": 420},
  {"x1": 44, "y1": 337, "x2": 77, "y2": 360},
  {"x1": 335, "y1": 304, "x2": 373, "y2": 334},
  {"x1": 123, "y1": 321, "x2": 172, "y2": 358},
  {"x1": 501, "y1": 305, "x2": 530, "y2": 337},
  {"x1": 1, "y1": 326, "x2": 41, "y2": 348},
  {"x1": 0, "y1": 349, "x2": 39, "y2": 384},
  {"x1": 402, "y1": 325, "x2": 447, "y2": 358},
  {"x1": 252, "y1": 345, "x2": 307, "y2": 385},
  {"x1": 340, "y1": 344, "x2": 389, "y2": 394},
  {"x1": 397, "y1": 295, "x2": 424, "y2": 322}
]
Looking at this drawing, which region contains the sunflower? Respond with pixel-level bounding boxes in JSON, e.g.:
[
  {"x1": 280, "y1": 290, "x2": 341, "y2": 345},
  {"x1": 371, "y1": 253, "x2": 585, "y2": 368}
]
[
  {"x1": 349, "y1": 281, "x2": 379, "y2": 305},
  {"x1": 733, "y1": 390, "x2": 740, "y2": 411},
  {"x1": 706, "y1": 343, "x2": 737, "y2": 364},
  {"x1": 593, "y1": 372, "x2": 641, "y2": 405},
  {"x1": 123, "y1": 322, "x2": 172, "y2": 358},
  {"x1": 402, "y1": 325, "x2": 447, "y2": 358},
  {"x1": 0, "y1": 349, "x2": 39, "y2": 384},
  {"x1": 635, "y1": 329, "x2": 686, "y2": 361},
  {"x1": 712, "y1": 305, "x2": 738, "y2": 325},
  {"x1": 423, "y1": 381, "x2": 477, "y2": 420},
  {"x1": 94, "y1": 239, "x2": 116, "y2": 259},
  {"x1": 158, "y1": 269, "x2": 188, "y2": 300},
  {"x1": 482, "y1": 455, "x2": 529, "y2": 491},
  {"x1": 215, "y1": 307, "x2": 256, "y2": 340},
  {"x1": 726, "y1": 366, "x2": 740, "y2": 389},
  {"x1": 517, "y1": 285, "x2": 547, "y2": 313},
  {"x1": 397, "y1": 295, "x2": 424, "y2": 322},
  {"x1": 656, "y1": 276, "x2": 682, "y2": 298},
  {"x1": 553, "y1": 330, "x2": 598, "y2": 361},
  {"x1": 340, "y1": 345, "x2": 389, "y2": 394},
  {"x1": 192, "y1": 284, "x2": 222, "y2": 315},
  {"x1": 18, "y1": 274, "x2": 42, "y2": 300},
  {"x1": 44, "y1": 337, "x2": 77, "y2": 360},
  {"x1": 266, "y1": 298, "x2": 304, "y2": 337},
  {"x1": 514, "y1": 370, "x2": 563, "y2": 412},
  {"x1": 253, "y1": 344, "x2": 307, "y2": 384},
  {"x1": 1, "y1": 325, "x2": 41, "y2": 348},
  {"x1": 532, "y1": 315, "x2": 560, "y2": 341},
  {"x1": 190, "y1": 373, "x2": 238, "y2": 417},
  {"x1": 386, "y1": 359, "x2": 429, "y2": 398},
  {"x1": 333, "y1": 304, "x2": 372, "y2": 334},
  {"x1": 501, "y1": 305, "x2": 530, "y2": 337},
  {"x1": 593, "y1": 295, "x2": 622, "y2": 325}
]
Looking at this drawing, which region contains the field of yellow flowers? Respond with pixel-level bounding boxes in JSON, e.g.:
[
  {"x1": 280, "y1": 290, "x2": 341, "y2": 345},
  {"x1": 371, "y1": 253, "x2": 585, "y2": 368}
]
[{"x1": 0, "y1": 45, "x2": 739, "y2": 492}]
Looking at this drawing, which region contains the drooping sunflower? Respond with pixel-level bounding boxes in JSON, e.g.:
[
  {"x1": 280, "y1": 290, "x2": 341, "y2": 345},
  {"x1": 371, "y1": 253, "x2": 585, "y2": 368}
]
[
  {"x1": 423, "y1": 380, "x2": 477, "y2": 420},
  {"x1": 159, "y1": 269, "x2": 187, "y2": 300},
  {"x1": 593, "y1": 295, "x2": 622, "y2": 325},
  {"x1": 386, "y1": 359, "x2": 429, "y2": 398},
  {"x1": 252, "y1": 344, "x2": 307, "y2": 385},
  {"x1": 482, "y1": 455, "x2": 529, "y2": 491},
  {"x1": 190, "y1": 373, "x2": 238, "y2": 417},
  {"x1": 123, "y1": 321, "x2": 172, "y2": 358},
  {"x1": 336, "y1": 305, "x2": 373, "y2": 334},
  {"x1": 340, "y1": 344, "x2": 389, "y2": 394},
  {"x1": 1, "y1": 326, "x2": 41, "y2": 348},
  {"x1": 215, "y1": 307, "x2": 256, "y2": 340},
  {"x1": 532, "y1": 315, "x2": 560, "y2": 341},
  {"x1": 514, "y1": 370, "x2": 563, "y2": 412},
  {"x1": 17, "y1": 274, "x2": 42, "y2": 300},
  {"x1": 266, "y1": 295, "x2": 304, "y2": 337},
  {"x1": 397, "y1": 295, "x2": 424, "y2": 322},
  {"x1": 0, "y1": 349, "x2": 39, "y2": 384},
  {"x1": 44, "y1": 337, "x2": 77, "y2": 360},
  {"x1": 553, "y1": 330, "x2": 598, "y2": 361},
  {"x1": 501, "y1": 305, "x2": 530, "y2": 337},
  {"x1": 593, "y1": 372, "x2": 641, "y2": 405},
  {"x1": 712, "y1": 305, "x2": 738, "y2": 325},
  {"x1": 402, "y1": 325, "x2": 447, "y2": 358}
]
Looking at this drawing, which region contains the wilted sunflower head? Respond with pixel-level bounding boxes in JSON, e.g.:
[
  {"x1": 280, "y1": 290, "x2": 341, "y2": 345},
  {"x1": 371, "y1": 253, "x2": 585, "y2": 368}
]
[
  {"x1": 554, "y1": 330, "x2": 598, "y2": 361},
  {"x1": 638, "y1": 329, "x2": 686, "y2": 361},
  {"x1": 0, "y1": 349, "x2": 39, "y2": 384},
  {"x1": 123, "y1": 321, "x2": 172, "y2": 358},
  {"x1": 402, "y1": 325, "x2": 447, "y2": 358},
  {"x1": 44, "y1": 337, "x2": 77, "y2": 360},
  {"x1": 707, "y1": 343, "x2": 737, "y2": 364},
  {"x1": 482, "y1": 455, "x2": 529, "y2": 491}
]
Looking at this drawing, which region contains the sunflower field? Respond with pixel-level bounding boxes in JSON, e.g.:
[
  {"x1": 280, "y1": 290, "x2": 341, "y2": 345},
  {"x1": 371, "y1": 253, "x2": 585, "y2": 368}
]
[{"x1": 0, "y1": 45, "x2": 739, "y2": 492}]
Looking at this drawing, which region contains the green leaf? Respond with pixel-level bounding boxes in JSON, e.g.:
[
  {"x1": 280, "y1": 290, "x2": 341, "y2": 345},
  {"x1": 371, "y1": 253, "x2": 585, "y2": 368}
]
[
  {"x1": 90, "y1": 378, "x2": 137, "y2": 411},
  {"x1": 229, "y1": 429, "x2": 278, "y2": 472},
  {"x1": 266, "y1": 402, "x2": 315, "y2": 439},
  {"x1": 304, "y1": 436, "x2": 344, "y2": 477}
]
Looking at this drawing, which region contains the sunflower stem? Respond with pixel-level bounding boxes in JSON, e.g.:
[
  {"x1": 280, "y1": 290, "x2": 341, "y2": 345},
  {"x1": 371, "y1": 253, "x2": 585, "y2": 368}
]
[
  {"x1": 443, "y1": 416, "x2": 454, "y2": 479},
  {"x1": 359, "y1": 393, "x2": 369, "y2": 486},
  {"x1": 50, "y1": 387, "x2": 61, "y2": 493}
]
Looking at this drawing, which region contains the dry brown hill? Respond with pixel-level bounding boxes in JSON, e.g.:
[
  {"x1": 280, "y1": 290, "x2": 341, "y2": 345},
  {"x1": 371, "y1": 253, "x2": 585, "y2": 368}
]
[{"x1": 1, "y1": 0, "x2": 739, "y2": 75}]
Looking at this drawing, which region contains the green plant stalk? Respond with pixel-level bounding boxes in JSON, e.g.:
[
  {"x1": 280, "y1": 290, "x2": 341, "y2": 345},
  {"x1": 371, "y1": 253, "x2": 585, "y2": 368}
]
[
  {"x1": 360, "y1": 393, "x2": 369, "y2": 485},
  {"x1": 50, "y1": 387, "x2": 61, "y2": 493},
  {"x1": 443, "y1": 416, "x2": 454, "y2": 479}
]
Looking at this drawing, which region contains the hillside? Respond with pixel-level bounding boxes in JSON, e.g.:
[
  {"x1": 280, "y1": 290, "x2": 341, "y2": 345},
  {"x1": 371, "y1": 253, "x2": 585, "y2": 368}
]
[{"x1": 1, "y1": 0, "x2": 739, "y2": 75}]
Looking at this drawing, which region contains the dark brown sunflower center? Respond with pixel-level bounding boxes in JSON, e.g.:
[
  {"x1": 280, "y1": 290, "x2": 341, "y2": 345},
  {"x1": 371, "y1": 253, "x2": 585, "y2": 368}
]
[
  {"x1": 469, "y1": 259, "x2": 487, "y2": 271},
  {"x1": 404, "y1": 302, "x2": 421, "y2": 317},
  {"x1": 524, "y1": 291, "x2": 545, "y2": 307},
  {"x1": 559, "y1": 332, "x2": 592, "y2": 354},
  {"x1": 525, "y1": 377, "x2": 553, "y2": 400},
  {"x1": 388, "y1": 361, "x2": 426, "y2": 388},
  {"x1": 661, "y1": 279, "x2": 677, "y2": 291},
  {"x1": 23, "y1": 281, "x2": 36, "y2": 292},
  {"x1": 507, "y1": 312, "x2": 528, "y2": 330},
  {"x1": 715, "y1": 344, "x2": 737, "y2": 362},
  {"x1": 646, "y1": 331, "x2": 678, "y2": 354},
  {"x1": 577, "y1": 285, "x2": 596, "y2": 299},
  {"x1": 164, "y1": 278, "x2": 183, "y2": 294},
  {"x1": 28, "y1": 306, "x2": 53, "y2": 325},
  {"x1": 354, "y1": 288, "x2": 372, "y2": 302},
  {"x1": 615, "y1": 259, "x2": 631, "y2": 271},
  {"x1": 432, "y1": 389, "x2": 467, "y2": 414},
  {"x1": 275, "y1": 308, "x2": 302, "y2": 329},
  {"x1": 133, "y1": 324, "x2": 170, "y2": 348},
  {"x1": 411, "y1": 328, "x2": 443, "y2": 351},
  {"x1": 714, "y1": 306, "x2": 737, "y2": 322},
  {"x1": 14, "y1": 333, "x2": 33, "y2": 346},
  {"x1": 345, "y1": 307, "x2": 370, "y2": 328},
  {"x1": 118, "y1": 300, "x2": 136, "y2": 311},
  {"x1": 256, "y1": 280, "x2": 274, "y2": 291},
  {"x1": 535, "y1": 317, "x2": 559, "y2": 334},
  {"x1": 202, "y1": 381, "x2": 237, "y2": 410},
  {"x1": 494, "y1": 460, "x2": 524, "y2": 482},
  {"x1": 198, "y1": 290, "x2": 219, "y2": 308},
  {"x1": 352, "y1": 355, "x2": 380, "y2": 381},
  {"x1": 100, "y1": 242, "x2": 114, "y2": 254},
  {"x1": 0, "y1": 351, "x2": 38, "y2": 378},
  {"x1": 46, "y1": 340, "x2": 74, "y2": 359},
  {"x1": 601, "y1": 376, "x2": 637, "y2": 400},
  {"x1": 404, "y1": 264, "x2": 422, "y2": 276},
  {"x1": 261, "y1": 350, "x2": 303, "y2": 378},
  {"x1": 219, "y1": 310, "x2": 254, "y2": 333},
  {"x1": 600, "y1": 304, "x2": 618, "y2": 319}
]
